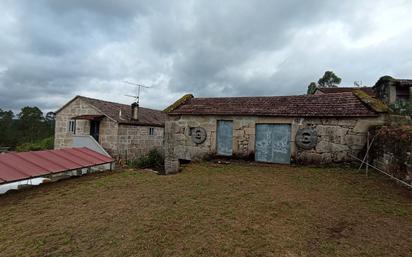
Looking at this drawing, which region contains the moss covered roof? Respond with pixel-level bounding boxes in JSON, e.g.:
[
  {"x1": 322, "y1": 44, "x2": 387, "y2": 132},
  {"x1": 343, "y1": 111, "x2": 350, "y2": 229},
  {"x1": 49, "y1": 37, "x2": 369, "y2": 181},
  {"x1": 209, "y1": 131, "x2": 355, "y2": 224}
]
[
  {"x1": 163, "y1": 94, "x2": 194, "y2": 113},
  {"x1": 352, "y1": 89, "x2": 389, "y2": 113}
]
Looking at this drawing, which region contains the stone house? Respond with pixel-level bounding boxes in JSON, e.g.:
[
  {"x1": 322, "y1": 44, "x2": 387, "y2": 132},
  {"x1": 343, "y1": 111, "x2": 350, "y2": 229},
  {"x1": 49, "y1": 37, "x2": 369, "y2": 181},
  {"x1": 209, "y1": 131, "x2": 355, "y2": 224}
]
[
  {"x1": 312, "y1": 76, "x2": 412, "y2": 105},
  {"x1": 163, "y1": 92, "x2": 388, "y2": 174},
  {"x1": 54, "y1": 96, "x2": 166, "y2": 160},
  {"x1": 373, "y1": 76, "x2": 412, "y2": 104}
]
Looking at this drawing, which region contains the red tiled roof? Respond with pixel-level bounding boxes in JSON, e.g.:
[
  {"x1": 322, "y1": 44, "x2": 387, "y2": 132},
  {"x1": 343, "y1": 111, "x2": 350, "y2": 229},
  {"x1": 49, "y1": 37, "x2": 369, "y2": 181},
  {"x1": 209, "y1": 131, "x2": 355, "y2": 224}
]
[
  {"x1": 0, "y1": 147, "x2": 114, "y2": 185},
  {"x1": 168, "y1": 92, "x2": 379, "y2": 117},
  {"x1": 79, "y1": 96, "x2": 166, "y2": 126},
  {"x1": 57, "y1": 96, "x2": 166, "y2": 127},
  {"x1": 317, "y1": 87, "x2": 376, "y2": 96}
]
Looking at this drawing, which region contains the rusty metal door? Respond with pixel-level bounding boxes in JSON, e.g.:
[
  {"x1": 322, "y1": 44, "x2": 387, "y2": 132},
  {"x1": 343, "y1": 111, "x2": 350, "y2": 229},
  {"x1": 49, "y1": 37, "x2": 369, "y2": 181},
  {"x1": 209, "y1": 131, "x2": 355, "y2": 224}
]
[
  {"x1": 255, "y1": 124, "x2": 291, "y2": 164},
  {"x1": 217, "y1": 120, "x2": 233, "y2": 156}
]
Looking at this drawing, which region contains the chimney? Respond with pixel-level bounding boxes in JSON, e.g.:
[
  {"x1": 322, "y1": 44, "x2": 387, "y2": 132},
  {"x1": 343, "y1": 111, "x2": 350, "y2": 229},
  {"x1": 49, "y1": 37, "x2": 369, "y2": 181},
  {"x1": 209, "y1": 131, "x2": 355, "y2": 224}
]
[{"x1": 131, "y1": 102, "x2": 139, "y2": 120}]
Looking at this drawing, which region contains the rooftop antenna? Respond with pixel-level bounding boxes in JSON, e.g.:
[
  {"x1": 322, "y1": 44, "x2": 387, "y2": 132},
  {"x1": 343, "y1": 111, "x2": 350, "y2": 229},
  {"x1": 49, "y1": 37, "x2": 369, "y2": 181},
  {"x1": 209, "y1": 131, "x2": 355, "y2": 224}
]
[
  {"x1": 123, "y1": 81, "x2": 150, "y2": 104},
  {"x1": 354, "y1": 81, "x2": 363, "y2": 87}
]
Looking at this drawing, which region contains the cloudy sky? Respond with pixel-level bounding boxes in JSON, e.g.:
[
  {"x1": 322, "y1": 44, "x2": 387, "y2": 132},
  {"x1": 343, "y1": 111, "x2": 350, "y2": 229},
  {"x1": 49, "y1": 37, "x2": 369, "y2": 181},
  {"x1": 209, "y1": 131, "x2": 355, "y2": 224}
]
[{"x1": 1, "y1": 0, "x2": 412, "y2": 113}]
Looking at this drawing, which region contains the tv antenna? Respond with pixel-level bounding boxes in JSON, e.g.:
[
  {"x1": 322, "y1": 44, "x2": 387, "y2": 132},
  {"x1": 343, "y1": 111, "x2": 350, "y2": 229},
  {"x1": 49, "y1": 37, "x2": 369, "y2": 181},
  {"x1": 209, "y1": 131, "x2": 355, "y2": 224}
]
[
  {"x1": 354, "y1": 81, "x2": 363, "y2": 87},
  {"x1": 123, "y1": 81, "x2": 150, "y2": 104}
]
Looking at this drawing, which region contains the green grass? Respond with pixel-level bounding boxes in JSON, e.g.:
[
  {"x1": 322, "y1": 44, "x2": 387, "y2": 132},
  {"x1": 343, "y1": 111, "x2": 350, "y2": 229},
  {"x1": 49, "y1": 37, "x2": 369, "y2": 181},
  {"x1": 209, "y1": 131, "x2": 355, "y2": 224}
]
[{"x1": 1, "y1": 162, "x2": 412, "y2": 257}]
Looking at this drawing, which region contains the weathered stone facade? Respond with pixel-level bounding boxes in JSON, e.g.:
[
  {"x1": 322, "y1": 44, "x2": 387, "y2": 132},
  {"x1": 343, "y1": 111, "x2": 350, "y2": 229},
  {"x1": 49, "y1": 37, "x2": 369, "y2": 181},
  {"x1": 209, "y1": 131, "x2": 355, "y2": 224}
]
[
  {"x1": 55, "y1": 97, "x2": 164, "y2": 160},
  {"x1": 164, "y1": 115, "x2": 386, "y2": 174},
  {"x1": 54, "y1": 98, "x2": 119, "y2": 155},
  {"x1": 117, "y1": 125, "x2": 164, "y2": 161},
  {"x1": 295, "y1": 117, "x2": 385, "y2": 164},
  {"x1": 369, "y1": 125, "x2": 412, "y2": 185}
]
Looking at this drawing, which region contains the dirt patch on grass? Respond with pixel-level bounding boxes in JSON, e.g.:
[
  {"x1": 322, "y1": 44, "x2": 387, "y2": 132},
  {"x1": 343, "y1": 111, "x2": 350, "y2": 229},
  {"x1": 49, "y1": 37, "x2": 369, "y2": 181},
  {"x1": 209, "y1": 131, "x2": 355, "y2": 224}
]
[{"x1": 1, "y1": 162, "x2": 412, "y2": 257}]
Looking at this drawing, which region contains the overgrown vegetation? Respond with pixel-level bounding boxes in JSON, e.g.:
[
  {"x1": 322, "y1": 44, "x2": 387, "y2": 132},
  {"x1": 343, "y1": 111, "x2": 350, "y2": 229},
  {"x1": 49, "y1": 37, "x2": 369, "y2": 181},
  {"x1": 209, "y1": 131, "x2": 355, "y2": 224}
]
[
  {"x1": 127, "y1": 148, "x2": 164, "y2": 171},
  {"x1": 0, "y1": 106, "x2": 54, "y2": 150},
  {"x1": 15, "y1": 136, "x2": 54, "y2": 152},
  {"x1": 370, "y1": 125, "x2": 412, "y2": 181},
  {"x1": 163, "y1": 93, "x2": 194, "y2": 113},
  {"x1": 390, "y1": 99, "x2": 412, "y2": 116},
  {"x1": 352, "y1": 89, "x2": 389, "y2": 112}
]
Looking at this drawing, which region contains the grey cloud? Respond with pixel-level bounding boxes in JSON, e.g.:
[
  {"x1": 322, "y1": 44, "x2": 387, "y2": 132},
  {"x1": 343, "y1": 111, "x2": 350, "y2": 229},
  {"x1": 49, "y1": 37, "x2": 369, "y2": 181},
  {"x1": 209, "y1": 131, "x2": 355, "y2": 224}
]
[{"x1": 0, "y1": 0, "x2": 411, "y2": 113}]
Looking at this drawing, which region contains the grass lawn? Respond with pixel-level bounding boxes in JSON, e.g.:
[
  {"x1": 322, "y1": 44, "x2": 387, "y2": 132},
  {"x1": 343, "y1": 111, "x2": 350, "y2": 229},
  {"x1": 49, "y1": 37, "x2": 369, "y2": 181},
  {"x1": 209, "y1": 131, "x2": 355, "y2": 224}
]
[{"x1": 1, "y1": 162, "x2": 412, "y2": 257}]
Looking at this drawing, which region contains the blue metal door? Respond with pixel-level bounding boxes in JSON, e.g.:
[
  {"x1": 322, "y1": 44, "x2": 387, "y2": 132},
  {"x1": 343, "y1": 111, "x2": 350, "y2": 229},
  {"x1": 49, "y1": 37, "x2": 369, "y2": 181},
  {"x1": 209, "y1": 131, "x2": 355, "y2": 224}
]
[
  {"x1": 255, "y1": 124, "x2": 291, "y2": 164},
  {"x1": 217, "y1": 120, "x2": 233, "y2": 156}
]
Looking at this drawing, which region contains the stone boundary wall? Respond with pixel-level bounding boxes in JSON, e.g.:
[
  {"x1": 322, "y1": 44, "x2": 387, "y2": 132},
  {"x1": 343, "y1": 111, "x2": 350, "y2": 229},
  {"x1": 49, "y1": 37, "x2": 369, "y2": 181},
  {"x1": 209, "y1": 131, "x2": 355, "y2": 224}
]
[
  {"x1": 164, "y1": 115, "x2": 386, "y2": 174},
  {"x1": 370, "y1": 126, "x2": 412, "y2": 185}
]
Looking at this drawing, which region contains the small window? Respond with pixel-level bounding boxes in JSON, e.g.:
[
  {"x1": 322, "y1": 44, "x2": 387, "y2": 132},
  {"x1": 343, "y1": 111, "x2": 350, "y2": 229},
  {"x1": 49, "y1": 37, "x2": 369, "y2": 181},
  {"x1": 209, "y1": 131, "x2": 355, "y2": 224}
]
[
  {"x1": 68, "y1": 120, "x2": 76, "y2": 134},
  {"x1": 396, "y1": 87, "x2": 410, "y2": 101},
  {"x1": 149, "y1": 127, "x2": 155, "y2": 135}
]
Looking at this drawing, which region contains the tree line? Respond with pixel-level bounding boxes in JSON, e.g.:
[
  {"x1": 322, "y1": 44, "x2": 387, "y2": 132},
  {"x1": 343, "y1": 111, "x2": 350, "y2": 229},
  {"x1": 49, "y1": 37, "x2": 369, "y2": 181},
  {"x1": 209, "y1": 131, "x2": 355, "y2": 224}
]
[{"x1": 0, "y1": 106, "x2": 55, "y2": 151}]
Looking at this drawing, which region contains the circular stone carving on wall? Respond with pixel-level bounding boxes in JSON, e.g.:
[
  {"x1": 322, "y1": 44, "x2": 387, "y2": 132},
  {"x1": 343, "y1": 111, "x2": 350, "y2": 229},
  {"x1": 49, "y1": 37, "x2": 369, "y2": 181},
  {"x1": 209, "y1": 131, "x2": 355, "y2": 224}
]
[
  {"x1": 296, "y1": 128, "x2": 318, "y2": 149},
  {"x1": 191, "y1": 127, "x2": 207, "y2": 144}
]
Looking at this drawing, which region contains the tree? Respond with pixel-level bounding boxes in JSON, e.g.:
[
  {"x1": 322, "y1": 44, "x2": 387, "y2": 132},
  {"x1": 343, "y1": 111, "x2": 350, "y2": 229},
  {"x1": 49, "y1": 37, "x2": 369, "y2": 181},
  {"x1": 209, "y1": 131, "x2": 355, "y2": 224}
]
[
  {"x1": 45, "y1": 111, "x2": 55, "y2": 122},
  {"x1": 307, "y1": 82, "x2": 318, "y2": 94},
  {"x1": 0, "y1": 106, "x2": 55, "y2": 150},
  {"x1": 317, "y1": 71, "x2": 341, "y2": 88},
  {"x1": 45, "y1": 111, "x2": 56, "y2": 135},
  {"x1": 0, "y1": 109, "x2": 15, "y2": 147},
  {"x1": 18, "y1": 106, "x2": 45, "y2": 143}
]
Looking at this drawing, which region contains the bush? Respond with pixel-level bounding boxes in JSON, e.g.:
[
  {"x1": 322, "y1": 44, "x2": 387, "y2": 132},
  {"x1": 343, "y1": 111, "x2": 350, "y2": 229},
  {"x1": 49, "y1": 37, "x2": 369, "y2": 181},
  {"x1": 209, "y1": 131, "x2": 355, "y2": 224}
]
[
  {"x1": 390, "y1": 100, "x2": 412, "y2": 116},
  {"x1": 16, "y1": 137, "x2": 54, "y2": 152},
  {"x1": 128, "y1": 148, "x2": 164, "y2": 170}
]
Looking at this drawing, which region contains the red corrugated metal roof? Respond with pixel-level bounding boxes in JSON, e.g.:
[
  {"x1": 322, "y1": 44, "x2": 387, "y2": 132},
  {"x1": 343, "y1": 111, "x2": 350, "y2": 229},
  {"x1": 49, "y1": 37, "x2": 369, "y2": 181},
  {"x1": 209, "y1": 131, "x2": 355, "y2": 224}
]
[{"x1": 0, "y1": 147, "x2": 114, "y2": 185}]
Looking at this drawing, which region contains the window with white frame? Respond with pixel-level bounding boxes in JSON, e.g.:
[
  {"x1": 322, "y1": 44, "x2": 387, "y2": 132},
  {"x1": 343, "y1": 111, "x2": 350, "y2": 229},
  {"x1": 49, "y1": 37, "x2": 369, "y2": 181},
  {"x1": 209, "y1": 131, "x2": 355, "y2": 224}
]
[
  {"x1": 68, "y1": 120, "x2": 76, "y2": 134},
  {"x1": 149, "y1": 127, "x2": 155, "y2": 135}
]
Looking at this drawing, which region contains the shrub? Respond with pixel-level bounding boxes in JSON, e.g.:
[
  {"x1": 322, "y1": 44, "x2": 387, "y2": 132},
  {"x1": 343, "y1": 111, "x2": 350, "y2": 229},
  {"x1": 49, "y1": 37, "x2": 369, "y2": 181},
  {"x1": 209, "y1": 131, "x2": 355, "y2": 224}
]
[
  {"x1": 128, "y1": 148, "x2": 164, "y2": 170},
  {"x1": 390, "y1": 100, "x2": 412, "y2": 116},
  {"x1": 16, "y1": 137, "x2": 54, "y2": 152},
  {"x1": 369, "y1": 126, "x2": 412, "y2": 179}
]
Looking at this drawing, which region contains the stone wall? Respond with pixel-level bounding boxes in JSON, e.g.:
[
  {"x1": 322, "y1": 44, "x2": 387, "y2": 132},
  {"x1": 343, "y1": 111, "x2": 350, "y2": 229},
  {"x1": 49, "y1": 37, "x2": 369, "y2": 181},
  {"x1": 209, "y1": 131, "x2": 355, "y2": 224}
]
[
  {"x1": 164, "y1": 115, "x2": 386, "y2": 174},
  {"x1": 98, "y1": 119, "x2": 119, "y2": 157},
  {"x1": 54, "y1": 98, "x2": 119, "y2": 156},
  {"x1": 369, "y1": 126, "x2": 412, "y2": 185},
  {"x1": 117, "y1": 125, "x2": 164, "y2": 161},
  {"x1": 295, "y1": 117, "x2": 386, "y2": 164}
]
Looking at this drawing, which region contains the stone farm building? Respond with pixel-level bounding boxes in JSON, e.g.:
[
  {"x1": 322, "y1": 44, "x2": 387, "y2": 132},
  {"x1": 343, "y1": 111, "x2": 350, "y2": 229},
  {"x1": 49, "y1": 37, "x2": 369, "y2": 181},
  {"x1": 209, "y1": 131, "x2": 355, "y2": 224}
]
[
  {"x1": 312, "y1": 76, "x2": 412, "y2": 104},
  {"x1": 163, "y1": 91, "x2": 389, "y2": 174},
  {"x1": 54, "y1": 96, "x2": 166, "y2": 161}
]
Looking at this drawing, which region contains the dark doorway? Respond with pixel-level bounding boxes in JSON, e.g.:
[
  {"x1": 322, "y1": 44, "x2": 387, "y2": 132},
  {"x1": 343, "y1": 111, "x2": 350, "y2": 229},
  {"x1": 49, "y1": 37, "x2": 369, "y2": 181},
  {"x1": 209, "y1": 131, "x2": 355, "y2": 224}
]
[{"x1": 90, "y1": 120, "x2": 100, "y2": 142}]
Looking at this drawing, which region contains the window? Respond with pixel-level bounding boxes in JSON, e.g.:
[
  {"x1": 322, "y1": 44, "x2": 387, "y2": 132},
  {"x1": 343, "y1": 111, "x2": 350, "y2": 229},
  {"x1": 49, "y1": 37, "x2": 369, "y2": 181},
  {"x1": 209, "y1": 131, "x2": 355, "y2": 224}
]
[
  {"x1": 68, "y1": 120, "x2": 76, "y2": 134},
  {"x1": 396, "y1": 87, "x2": 410, "y2": 101},
  {"x1": 149, "y1": 127, "x2": 155, "y2": 135}
]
